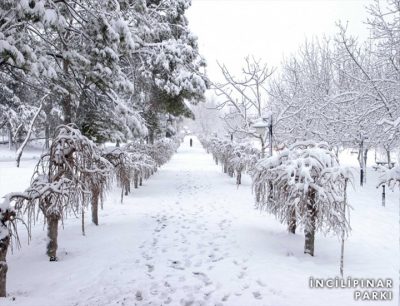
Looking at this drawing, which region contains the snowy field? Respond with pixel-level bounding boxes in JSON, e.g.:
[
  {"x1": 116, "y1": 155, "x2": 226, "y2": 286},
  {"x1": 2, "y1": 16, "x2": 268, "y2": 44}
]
[{"x1": 0, "y1": 137, "x2": 398, "y2": 306}]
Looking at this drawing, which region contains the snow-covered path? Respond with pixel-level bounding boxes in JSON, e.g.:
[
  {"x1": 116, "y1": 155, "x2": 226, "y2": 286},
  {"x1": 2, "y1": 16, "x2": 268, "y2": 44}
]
[{"x1": 2, "y1": 137, "x2": 398, "y2": 306}]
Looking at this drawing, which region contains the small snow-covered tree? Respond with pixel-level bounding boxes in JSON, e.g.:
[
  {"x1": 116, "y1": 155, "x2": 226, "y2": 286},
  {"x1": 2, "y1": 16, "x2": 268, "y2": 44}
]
[
  {"x1": 252, "y1": 141, "x2": 352, "y2": 256},
  {"x1": 229, "y1": 144, "x2": 260, "y2": 185},
  {"x1": 103, "y1": 147, "x2": 137, "y2": 203},
  {"x1": 4, "y1": 125, "x2": 112, "y2": 261}
]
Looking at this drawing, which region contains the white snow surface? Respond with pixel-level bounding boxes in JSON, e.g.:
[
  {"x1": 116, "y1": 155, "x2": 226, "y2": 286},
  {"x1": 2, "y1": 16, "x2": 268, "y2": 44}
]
[{"x1": 0, "y1": 137, "x2": 398, "y2": 306}]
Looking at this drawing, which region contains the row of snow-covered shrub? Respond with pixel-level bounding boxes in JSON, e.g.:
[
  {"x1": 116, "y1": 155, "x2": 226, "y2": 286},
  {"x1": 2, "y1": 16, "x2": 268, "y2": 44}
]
[
  {"x1": 199, "y1": 135, "x2": 354, "y2": 257},
  {"x1": 199, "y1": 136, "x2": 260, "y2": 185},
  {"x1": 0, "y1": 125, "x2": 182, "y2": 297},
  {"x1": 106, "y1": 137, "x2": 182, "y2": 203}
]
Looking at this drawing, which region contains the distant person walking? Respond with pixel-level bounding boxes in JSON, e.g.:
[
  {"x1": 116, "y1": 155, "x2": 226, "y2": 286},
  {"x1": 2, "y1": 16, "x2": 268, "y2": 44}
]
[{"x1": 190, "y1": 138, "x2": 193, "y2": 147}]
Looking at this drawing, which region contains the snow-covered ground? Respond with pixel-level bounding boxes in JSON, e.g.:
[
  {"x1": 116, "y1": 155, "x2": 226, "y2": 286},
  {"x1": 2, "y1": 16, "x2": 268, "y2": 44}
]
[{"x1": 0, "y1": 137, "x2": 398, "y2": 306}]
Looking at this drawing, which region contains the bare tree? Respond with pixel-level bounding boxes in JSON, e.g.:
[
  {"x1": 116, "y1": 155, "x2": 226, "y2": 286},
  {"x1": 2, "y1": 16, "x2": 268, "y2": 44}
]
[{"x1": 212, "y1": 57, "x2": 275, "y2": 155}]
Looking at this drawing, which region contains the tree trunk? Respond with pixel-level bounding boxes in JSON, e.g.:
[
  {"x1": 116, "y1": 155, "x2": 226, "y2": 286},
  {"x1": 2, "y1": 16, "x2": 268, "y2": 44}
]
[
  {"x1": 46, "y1": 214, "x2": 59, "y2": 261},
  {"x1": 288, "y1": 209, "x2": 296, "y2": 234},
  {"x1": 16, "y1": 103, "x2": 44, "y2": 168},
  {"x1": 61, "y1": 57, "x2": 73, "y2": 125},
  {"x1": 81, "y1": 208, "x2": 85, "y2": 236},
  {"x1": 363, "y1": 148, "x2": 368, "y2": 184},
  {"x1": 223, "y1": 162, "x2": 227, "y2": 174},
  {"x1": 7, "y1": 125, "x2": 12, "y2": 150},
  {"x1": 255, "y1": 189, "x2": 261, "y2": 203},
  {"x1": 386, "y1": 149, "x2": 392, "y2": 168},
  {"x1": 236, "y1": 171, "x2": 242, "y2": 185},
  {"x1": 304, "y1": 188, "x2": 316, "y2": 256},
  {"x1": 134, "y1": 172, "x2": 139, "y2": 189},
  {"x1": 45, "y1": 123, "x2": 50, "y2": 149},
  {"x1": 62, "y1": 94, "x2": 73, "y2": 125},
  {"x1": 148, "y1": 130, "x2": 155, "y2": 145},
  {"x1": 91, "y1": 186, "x2": 100, "y2": 225},
  {"x1": 124, "y1": 181, "x2": 130, "y2": 196},
  {"x1": 0, "y1": 235, "x2": 10, "y2": 297},
  {"x1": 358, "y1": 142, "x2": 364, "y2": 186},
  {"x1": 139, "y1": 177, "x2": 143, "y2": 186}
]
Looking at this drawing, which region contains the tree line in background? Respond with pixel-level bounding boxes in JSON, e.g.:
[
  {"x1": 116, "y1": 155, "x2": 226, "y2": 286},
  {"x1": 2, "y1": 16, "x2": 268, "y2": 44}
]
[{"x1": 194, "y1": 0, "x2": 399, "y2": 186}]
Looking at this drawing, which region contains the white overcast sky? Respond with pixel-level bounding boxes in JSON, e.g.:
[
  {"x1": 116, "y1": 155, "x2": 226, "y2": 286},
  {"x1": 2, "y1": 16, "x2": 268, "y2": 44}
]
[{"x1": 186, "y1": 0, "x2": 373, "y2": 83}]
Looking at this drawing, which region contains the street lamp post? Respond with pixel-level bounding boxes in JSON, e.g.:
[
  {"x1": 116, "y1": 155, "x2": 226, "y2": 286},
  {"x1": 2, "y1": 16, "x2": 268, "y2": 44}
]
[
  {"x1": 252, "y1": 113, "x2": 273, "y2": 158},
  {"x1": 253, "y1": 118, "x2": 268, "y2": 157}
]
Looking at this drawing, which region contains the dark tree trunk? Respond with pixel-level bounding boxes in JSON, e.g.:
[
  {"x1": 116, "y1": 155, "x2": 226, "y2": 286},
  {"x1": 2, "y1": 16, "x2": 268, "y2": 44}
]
[
  {"x1": 358, "y1": 142, "x2": 364, "y2": 186},
  {"x1": 45, "y1": 123, "x2": 50, "y2": 149},
  {"x1": 267, "y1": 181, "x2": 274, "y2": 205},
  {"x1": 134, "y1": 172, "x2": 139, "y2": 189},
  {"x1": 7, "y1": 125, "x2": 12, "y2": 150},
  {"x1": 223, "y1": 162, "x2": 227, "y2": 174},
  {"x1": 288, "y1": 209, "x2": 296, "y2": 234},
  {"x1": 304, "y1": 188, "x2": 316, "y2": 256},
  {"x1": 363, "y1": 148, "x2": 368, "y2": 184},
  {"x1": 62, "y1": 94, "x2": 73, "y2": 125},
  {"x1": 148, "y1": 130, "x2": 155, "y2": 145},
  {"x1": 236, "y1": 171, "x2": 242, "y2": 185},
  {"x1": 91, "y1": 186, "x2": 100, "y2": 226},
  {"x1": 61, "y1": 58, "x2": 73, "y2": 125},
  {"x1": 386, "y1": 149, "x2": 392, "y2": 168},
  {"x1": 0, "y1": 235, "x2": 10, "y2": 297},
  {"x1": 124, "y1": 181, "x2": 130, "y2": 196},
  {"x1": 46, "y1": 214, "x2": 60, "y2": 261},
  {"x1": 81, "y1": 208, "x2": 85, "y2": 236},
  {"x1": 139, "y1": 177, "x2": 143, "y2": 186}
]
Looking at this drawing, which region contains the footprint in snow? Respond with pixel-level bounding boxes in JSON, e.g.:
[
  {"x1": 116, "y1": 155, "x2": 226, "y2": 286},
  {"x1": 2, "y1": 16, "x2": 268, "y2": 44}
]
[
  {"x1": 164, "y1": 297, "x2": 172, "y2": 304},
  {"x1": 170, "y1": 260, "x2": 185, "y2": 270},
  {"x1": 149, "y1": 285, "x2": 158, "y2": 296},
  {"x1": 141, "y1": 252, "x2": 153, "y2": 260},
  {"x1": 135, "y1": 291, "x2": 143, "y2": 301},
  {"x1": 252, "y1": 291, "x2": 262, "y2": 300},
  {"x1": 146, "y1": 264, "x2": 154, "y2": 273},
  {"x1": 222, "y1": 294, "x2": 230, "y2": 302},
  {"x1": 192, "y1": 271, "x2": 212, "y2": 286}
]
